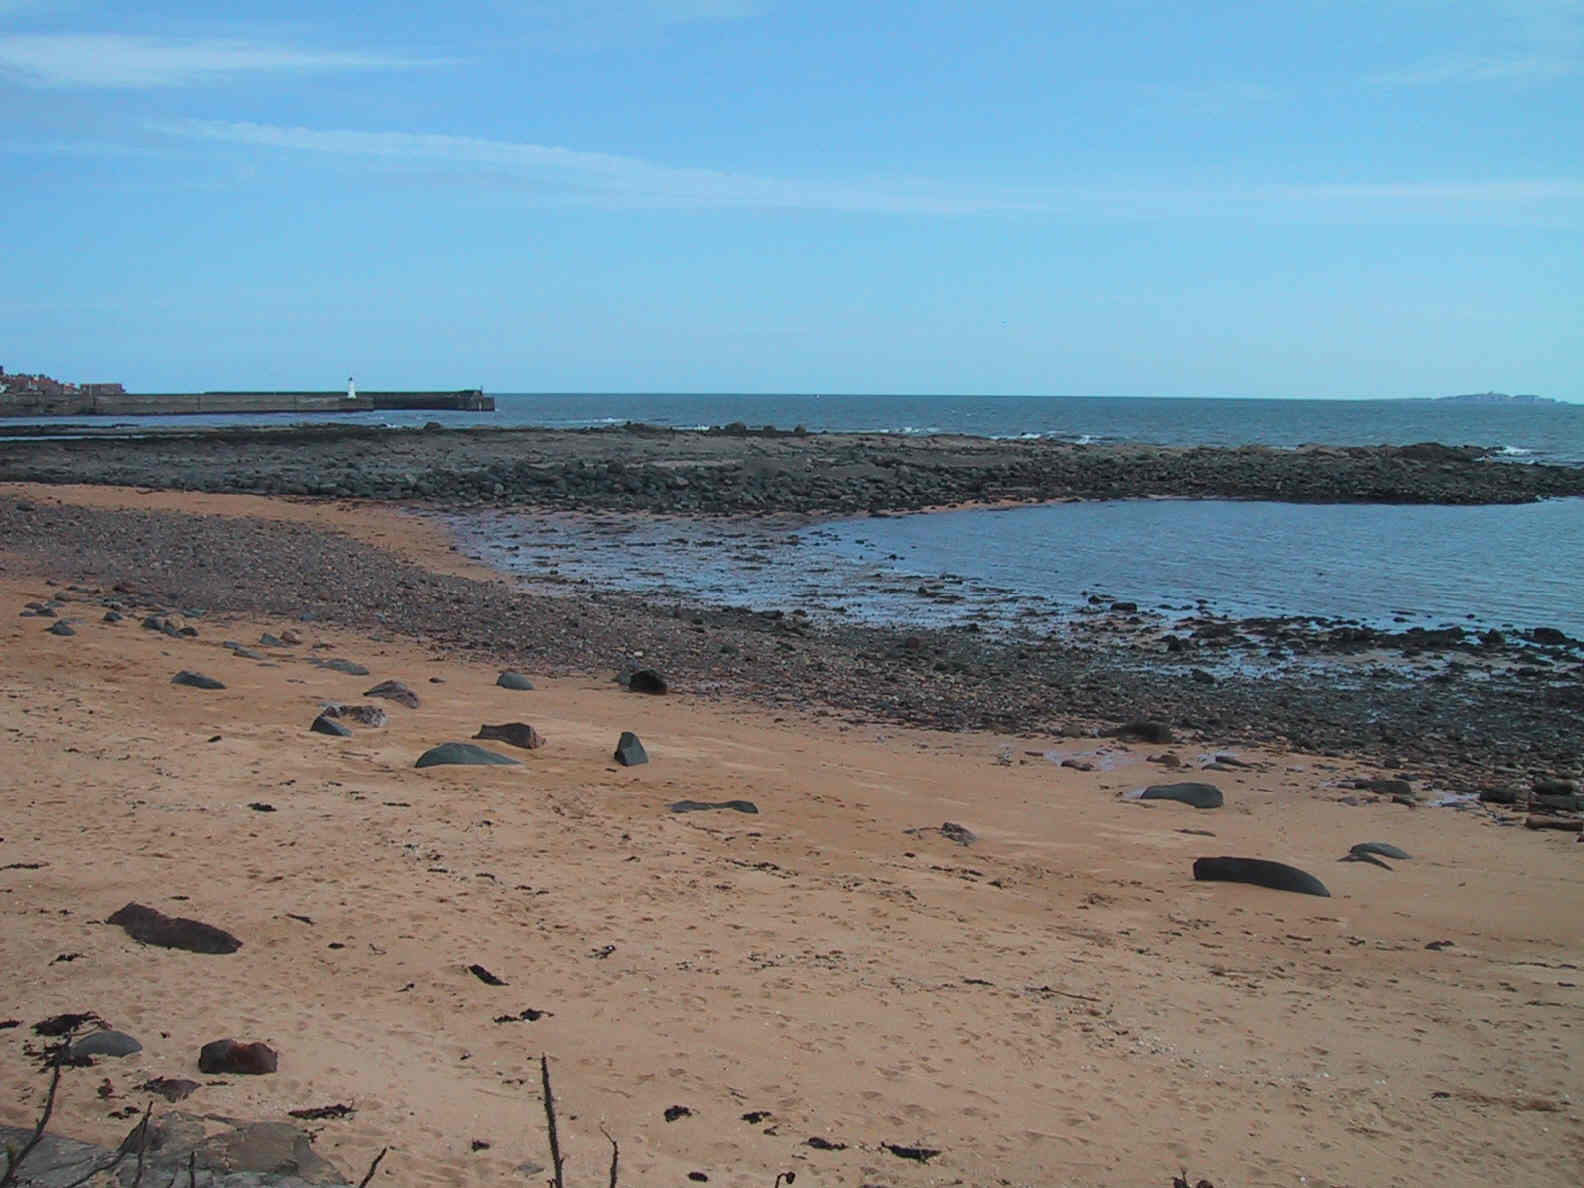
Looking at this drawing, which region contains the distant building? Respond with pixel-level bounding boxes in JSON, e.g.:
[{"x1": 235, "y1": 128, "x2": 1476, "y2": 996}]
[{"x1": 82, "y1": 382, "x2": 126, "y2": 397}]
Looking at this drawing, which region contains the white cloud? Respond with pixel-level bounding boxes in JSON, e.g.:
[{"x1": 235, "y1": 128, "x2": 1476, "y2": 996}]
[
  {"x1": 1368, "y1": 0, "x2": 1582, "y2": 85},
  {"x1": 0, "y1": 33, "x2": 450, "y2": 88},
  {"x1": 151, "y1": 118, "x2": 1038, "y2": 215}
]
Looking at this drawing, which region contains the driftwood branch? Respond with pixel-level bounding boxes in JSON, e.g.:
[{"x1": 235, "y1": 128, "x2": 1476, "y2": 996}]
[
  {"x1": 600, "y1": 1124, "x2": 619, "y2": 1188},
  {"x1": 541, "y1": 1054, "x2": 566, "y2": 1188},
  {"x1": 0, "y1": 1039, "x2": 69, "y2": 1188},
  {"x1": 128, "y1": 1101, "x2": 153, "y2": 1188},
  {"x1": 355, "y1": 1145, "x2": 389, "y2": 1187}
]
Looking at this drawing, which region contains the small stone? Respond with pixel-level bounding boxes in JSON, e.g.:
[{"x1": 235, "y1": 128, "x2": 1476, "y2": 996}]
[
  {"x1": 939, "y1": 821, "x2": 976, "y2": 846},
  {"x1": 70, "y1": 1030, "x2": 143, "y2": 1059},
  {"x1": 322, "y1": 658, "x2": 370, "y2": 676},
  {"x1": 364, "y1": 679, "x2": 420, "y2": 709},
  {"x1": 497, "y1": 671, "x2": 535, "y2": 691},
  {"x1": 171, "y1": 671, "x2": 226, "y2": 690},
  {"x1": 415, "y1": 742, "x2": 521, "y2": 768},
  {"x1": 311, "y1": 713, "x2": 352, "y2": 737},
  {"x1": 139, "y1": 1077, "x2": 199, "y2": 1102},
  {"x1": 198, "y1": 1039, "x2": 278, "y2": 1075},
  {"x1": 474, "y1": 722, "x2": 545, "y2": 749},
  {"x1": 103, "y1": 610, "x2": 123, "y2": 623},
  {"x1": 259, "y1": 633, "x2": 285, "y2": 647},
  {"x1": 281, "y1": 629, "x2": 304, "y2": 645},
  {"x1": 1141, "y1": 782, "x2": 1224, "y2": 809},
  {"x1": 46, "y1": 621, "x2": 76, "y2": 636},
  {"x1": 670, "y1": 799, "x2": 758, "y2": 814},
  {"x1": 614, "y1": 731, "x2": 649, "y2": 766}
]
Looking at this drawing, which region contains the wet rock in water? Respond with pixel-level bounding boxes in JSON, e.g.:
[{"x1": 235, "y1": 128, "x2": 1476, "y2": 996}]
[
  {"x1": 319, "y1": 702, "x2": 388, "y2": 728},
  {"x1": 320, "y1": 658, "x2": 371, "y2": 676},
  {"x1": 171, "y1": 670, "x2": 226, "y2": 691},
  {"x1": 108, "y1": 903, "x2": 241, "y2": 954},
  {"x1": 670, "y1": 799, "x2": 758, "y2": 814},
  {"x1": 415, "y1": 742, "x2": 520, "y2": 768},
  {"x1": 364, "y1": 679, "x2": 420, "y2": 708},
  {"x1": 1106, "y1": 719, "x2": 1174, "y2": 744},
  {"x1": 45, "y1": 620, "x2": 76, "y2": 636},
  {"x1": 198, "y1": 1039, "x2": 278, "y2": 1075},
  {"x1": 614, "y1": 731, "x2": 649, "y2": 766},
  {"x1": 626, "y1": 668, "x2": 668, "y2": 694},
  {"x1": 310, "y1": 713, "x2": 352, "y2": 738},
  {"x1": 1192, "y1": 856, "x2": 1331, "y2": 897},
  {"x1": 1142, "y1": 782, "x2": 1224, "y2": 809},
  {"x1": 496, "y1": 670, "x2": 535, "y2": 691},
  {"x1": 939, "y1": 821, "x2": 977, "y2": 846},
  {"x1": 139, "y1": 1076, "x2": 200, "y2": 1102},
  {"x1": 69, "y1": 1030, "x2": 142, "y2": 1059},
  {"x1": 1529, "y1": 626, "x2": 1572, "y2": 646},
  {"x1": 474, "y1": 722, "x2": 545, "y2": 749}
]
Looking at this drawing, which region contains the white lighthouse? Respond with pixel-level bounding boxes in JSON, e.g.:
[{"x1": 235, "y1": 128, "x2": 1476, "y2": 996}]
[{"x1": 346, "y1": 376, "x2": 357, "y2": 400}]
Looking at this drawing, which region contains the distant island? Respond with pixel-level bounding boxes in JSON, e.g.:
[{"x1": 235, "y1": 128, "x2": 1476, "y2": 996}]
[{"x1": 1438, "y1": 391, "x2": 1556, "y2": 405}]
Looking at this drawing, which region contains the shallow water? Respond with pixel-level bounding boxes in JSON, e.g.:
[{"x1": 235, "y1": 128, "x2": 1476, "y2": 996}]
[{"x1": 457, "y1": 495, "x2": 1584, "y2": 639}]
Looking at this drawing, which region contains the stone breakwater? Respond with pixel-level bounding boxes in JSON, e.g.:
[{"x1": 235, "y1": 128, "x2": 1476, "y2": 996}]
[{"x1": 4, "y1": 424, "x2": 1584, "y2": 509}]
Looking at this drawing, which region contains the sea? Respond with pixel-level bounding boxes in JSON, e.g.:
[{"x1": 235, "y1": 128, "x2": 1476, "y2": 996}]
[{"x1": 9, "y1": 393, "x2": 1584, "y2": 638}]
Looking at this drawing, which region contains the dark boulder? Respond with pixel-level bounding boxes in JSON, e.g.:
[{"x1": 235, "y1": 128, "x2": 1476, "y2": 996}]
[
  {"x1": 939, "y1": 822, "x2": 977, "y2": 846},
  {"x1": 171, "y1": 670, "x2": 225, "y2": 690},
  {"x1": 1106, "y1": 720, "x2": 1173, "y2": 744},
  {"x1": 627, "y1": 668, "x2": 669, "y2": 695},
  {"x1": 415, "y1": 742, "x2": 520, "y2": 768},
  {"x1": 1142, "y1": 782, "x2": 1224, "y2": 809},
  {"x1": 1478, "y1": 786, "x2": 1519, "y2": 805},
  {"x1": 474, "y1": 722, "x2": 545, "y2": 749},
  {"x1": 108, "y1": 903, "x2": 241, "y2": 954},
  {"x1": 197, "y1": 1039, "x2": 278, "y2": 1075},
  {"x1": 496, "y1": 671, "x2": 535, "y2": 691},
  {"x1": 364, "y1": 679, "x2": 419, "y2": 708},
  {"x1": 1529, "y1": 626, "x2": 1572, "y2": 646},
  {"x1": 45, "y1": 621, "x2": 76, "y2": 636},
  {"x1": 614, "y1": 731, "x2": 649, "y2": 766}
]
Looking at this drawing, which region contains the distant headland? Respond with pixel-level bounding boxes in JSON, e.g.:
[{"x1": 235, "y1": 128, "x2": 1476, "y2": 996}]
[{"x1": 1437, "y1": 391, "x2": 1556, "y2": 405}]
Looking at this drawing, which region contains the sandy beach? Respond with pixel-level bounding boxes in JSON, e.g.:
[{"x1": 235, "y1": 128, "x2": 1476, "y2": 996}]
[{"x1": 2, "y1": 485, "x2": 1580, "y2": 1187}]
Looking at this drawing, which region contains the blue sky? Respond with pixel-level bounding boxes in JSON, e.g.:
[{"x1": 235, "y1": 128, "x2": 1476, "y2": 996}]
[{"x1": 2, "y1": 1, "x2": 1579, "y2": 398}]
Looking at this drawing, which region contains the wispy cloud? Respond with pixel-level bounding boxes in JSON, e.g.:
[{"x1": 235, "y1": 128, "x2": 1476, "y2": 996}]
[
  {"x1": 151, "y1": 118, "x2": 1037, "y2": 215},
  {"x1": 1369, "y1": 51, "x2": 1571, "y2": 86},
  {"x1": 146, "y1": 117, "x2": 1584, "y2": 221},
  {"x1": 1368, "y1": 0, "x2": 1582, "y2": 85},
  {"x1": 0, "y1": 33, "x2": 451, "y2": 88}
]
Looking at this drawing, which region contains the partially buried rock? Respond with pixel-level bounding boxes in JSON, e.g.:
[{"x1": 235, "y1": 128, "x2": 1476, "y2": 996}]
[
  {"x1": 108, "y1": 902, "x2": 242, "y2": 954},
  {"x1": 496, "y1": 670, "x2": 535, "y2": 691},
  {"x1": 1142, "y1": 782, "x2": 1224, "y2": 809},
  {"x1": 670, "y1": 799, "x2": 758, "y2": 814},
  {"x1": 69, "y1": 1030, "x2": 142, "y2": 1059},
  {"x1": 321, "y1": 658, "x2": 370, "y2": 676},
  {"x1": 171, "y1": 670, "x2": 225, "y2": 691},
  {"x1": 627, "y1": 668, "x2": 668, "y2": 694},
  {"x1": 474, "y1": 722, "x2": 545, "y2": 749},
  {"x1": 614, "y1": 731, "x2": 648, "y2": 766},
  {"x1": 198, "y1": 1039, "x2": 278, "y2": 1075},
  {"x1": 939, "y1": 821, "x2": 976, "y2": 846},
  {"x1": 259, "y1": 633, "x2": 285, "y2": 647},
  {"x1": 415, "y1": 742, "x2": 520, "y2": 768},
  {"x1": 45, "y1": 621, "x2": 76, "y2": 636},
  {"x1": 139, "y1": 1077, "x2": 199, "y2": 1102},
  {"x1": 1193, "y1": 856, "x2": 1330, "y2": 897},
  {"x1": 103, "y1": 610, "x2": 123, "y2": 623},
  {"x1": 310, "y1": 713, "x2": 352, "y2": 737},
  {"x1": 320, "y1": 702, "x2": 388, "y2": 727},
  {"x1": 364, "y1": 679, "x2": 420, "y2": 708}
]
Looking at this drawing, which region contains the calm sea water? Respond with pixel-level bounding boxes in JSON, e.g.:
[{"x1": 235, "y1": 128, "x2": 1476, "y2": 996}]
[
  {"x1": 9, "y1": 392, "x2": 1581, "y2": 634},
  {"x1": 6, "y1": 392, "x2": 1584, "y2": 464}
]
